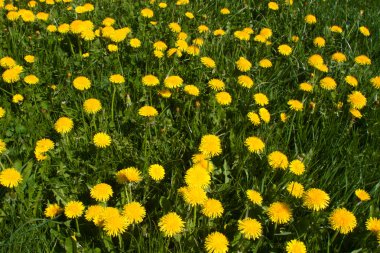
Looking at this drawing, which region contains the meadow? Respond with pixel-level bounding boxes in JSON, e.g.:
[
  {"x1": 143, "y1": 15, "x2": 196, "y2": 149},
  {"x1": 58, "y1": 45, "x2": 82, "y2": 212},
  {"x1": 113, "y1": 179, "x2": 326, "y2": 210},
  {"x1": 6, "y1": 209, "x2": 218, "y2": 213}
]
[{"x1": 0, "y1": 0, "x2": 379, "y2": 252}]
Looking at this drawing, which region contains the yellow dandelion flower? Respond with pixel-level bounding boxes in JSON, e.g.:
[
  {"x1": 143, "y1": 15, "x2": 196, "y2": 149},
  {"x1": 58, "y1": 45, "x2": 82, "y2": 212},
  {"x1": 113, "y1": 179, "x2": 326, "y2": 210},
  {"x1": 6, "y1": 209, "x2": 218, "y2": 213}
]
[
  {"x1": 83, "y1": 98, "x2": 101, "y2": 114},
  {"x1": 158, "y1": 212, "x2": 185, "y2": 237},
  {"x1": 246, "y1": 189, "x2": 263, "y2": 206},
  {"x1": 330, "y1": 25, "x2": 343, "y2": 33},
  {"x1": 44, "y1": 203, "x2": 62, "y2": 218},
  {"x1": 148, "y1": 164, "x2": 165, "y2": 181},
  {"x1": 201, "y1": 57, "x2": 216, "y2": 68},
  {"x1": 64, "y1": 201, "x2": 85, "y2": 219},
  {"x1": 205, "y1": 232, "x2": 229, "y2": 253},
  {"x1": 268, "y1": 151, "x2": 288, "y2": 170},
  {"x1": 355, "y1": 55, "x2": 371, "y2": 65},
  {"x1": 329, "y1": 207, "x2": 357, "y2": 234},
  {"x1": 153, "y1": 41, "x2": 167, "y2": 51},
  {"x1": 259, "y1": 108, "x2": 270, "y2": 123},
  {"x1": 2, "y1": 68, "x2": 21, "y2": 83},
  {"x1": 54, "y1": 117, "x2": 74, "y2": 134},
  {"x1": 103, "y1": 213, "x2": 130, "y2": 237},
  {"x1": 281, "y1": 113, "x2": 288, "y2": 122},
  {"x1": 253, "y1": 93, "x2": 269, "y2": 106},
  {"x1": 0, "y1": 168, "x2": 22, "y2": 188},
  {"x1": 238, "y1": 218, "x2": 262, "y2": 240},
  {"x1": 320, "y1": 77, "x2": 337, "y2": 90},
  {"x1": 169, "y1": 22, "x2": 181, "y2": 33},
  {"x1": 85, "y1": 205, "x2": 104, "y2": 224},
  {"x1": 359, "y1": 26, "x2": 370, "y2": 36},
  {"x1": 259, "y1": 59, "x2": 272, "y2": 68},
  {"x1": 349, "y1": 108, "x2": 362, "y2": 119},
  {"x1": 116, "y1": 167, "x2": 142, "y2": 184},
  {"x1": 289, "y1": 159, "x2": 305, "y2": 175},
  {"x1": 208, "y1": 79, "x2": 225, "y2": 91},
  {"x1": 355, "y1": 189, "x2": 370, "y2": 201},
  {"x1": 331, "y1": 52, "x2": 347, "y2": 62},
  {"x1": 141, "y1": 75, "x2": 159, "y2": 87},
  {"x1": 108, "y1": 44, "x2": 118, "y2": 52},
  {"x1": 308, "y1": 54, "x2": 324, "y2": 68},
  {"x1": 141, "y1": 8, "x2": 154, "y2": 18},
  {"x1": 213, "y1": 29, "x2": 225, "y2": 36},
  {"x1": 185, "y1": 166, "x2": 211, "y2": 189},
  {"x1": 299, "y1": 82, "x2": 313, "y2": 92},
  {"x1": 215, "y1": 92, "x2": 232, "y2": 105},
  {"x1": 0, "y1": 139, "x2": 6, "y2": 154},
  {"x1": 345, "y1": 76, "x2": 358, "y2": 87},
  {"x1": 220, "y1": 8, "x2": 230, "y2": 15},
  {"x1": 313, "y1": 37, "x2": 325, "y2": 47},
  {"x1": 268, "y1": 2, "x2": 279, "y2": 10},
  {"x1": 0, "y1": 57, "x2": 17, "y2": 68},
  {"x1": 287, "y1": 182, "x2": 304, "y2": 198},
  {"x1": 237, "y1": 75, "x2": 254, "y2": 88},
  {"x1": 366, "y1": 217, "x2": 380, "y2": 233},
  {"x1": 198, "y1": 25, "x2": 210, "y2": 33},
  {"x1": 236, "y1": 57, "x2": 252, "y2": 72},
  {"x1": 24, "y1": 55, "x2": 35, "y2": 63},
  {"x1": 164, "y1": 75, "x2": 183, "y2": 88},
  {"x1": 286, "y1": 239, "x2": 307, "y2": 253},
  {"x1": 288, "y1": 100, "x2": 303, "y2": 111},
  {"x1": 201, "y1": 198, "x2": 224, "y2": 218},
  {"x1": 182, "y1": 186, "x2": 207, "y2": 206},
  {"x1": 278, "y1": 44, "x2": 292, "y2": 56},
  {"x1": 347, "y1": 91, "x2": 366, "y2": 109},
  {"x1": 267, "y1": 202, "x2": 292, "y2": 224},
  {"x1": 199, "y1": 134, "x2": 222, "y2": 157},
  {"x1": 12, "y1": 94, "x2": 24, "y2": 103},
  {"x1": 184, "y1": 85, "x2": 200, "y2": 96},
  {"x1": 130, "y1": 38, "x2": 141, "y2": 48},
  {"x1": 304, "y1": 14, "x2": 317, "y2": 24},
  {"x1": 303, "y1": 188, "x2": 330, "y2": 211},
  {"x1": 292, "y1": 35, "x2": 299, "y2": 42},
  {"x1": 247, "y1": 112, "x2": 261, "y2": 126},
  {"x1": 185, "y1": 12, "x2": 194, "y2": 19},
  {"x1": 123, "y1": 201, "x2": 146, "y2": 224},
  {"x1": 109, "y1": 74, "x2": 125, "y2": 84},
  {"x1": 73, "y1": 76, "x2": 91, "y2": 91},
  {"x1": 90, "y1": 183, "x2": 113, "y2": 202},
  {"x1": 24, "y1": 75, "x2": 39, "y2": 85},
  {"x1": 245, "y1": 136, "x2": 265, "y2": 154},
  {"x1": 93, "y1": 132, "x2": 111, "y2": 148},
  {"x1": 138, "y1": 105, "x2": 158, "y2": 117},
  {"x1": 370, "y1": 76, "x2": 380, "y2": 89},
  {"x1": 158, "y1": 2, "x2": 167, "y2": 8},
  {"x1": 234, "y1": 30, "x2": 250, "y2": 41}
]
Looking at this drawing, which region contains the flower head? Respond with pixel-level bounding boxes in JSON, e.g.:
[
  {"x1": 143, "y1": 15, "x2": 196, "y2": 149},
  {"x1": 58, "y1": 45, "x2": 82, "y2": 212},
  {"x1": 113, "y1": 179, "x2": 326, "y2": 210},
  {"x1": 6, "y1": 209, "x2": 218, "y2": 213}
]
[
  {"x1": 73, "y1": 76, "x2": 91, "y2": 91},
  {"x1": 347, "y1": 91, "x2": 366, "y2": 109},
  {"x1": 148, "y1": 164, "x2": 165, "y2": 181},
  {"x1": 268, "y1": 151, "x2": 288, "y2": 169},
  {"x1": 355, "y1": 55, "x2": 371, "y2": 65},
  {"x1": 246, "y1": 189, "x2": 263, "y2": 206},
  {"x1": 184, "y1": 85, "x2": 200, "y2": 96},
  {"x1": 289, "y1": 160, "x2": 305, "y2": 175},
  {"x1": 288, "y1": 100, "x2": 303, "y2": 111},
  {"x1": 54, "y1": 117, "x2": 74, "y2": 134},
  {"x1": 142, "y1": 75, "x2": 159, "y2": 86},
  {"x1": 366, "y1": 217, "x2": 380, "y2": 233},
  {"x1": 164, "y1": 76, "x2": 183, "y2": 88},
  {"x1": 359, "y1": 26, "x2": 370, "y2": 36},
  {"x1": 287, "y1": 182, "x2": 304, "y2": 198},
  {"x1": 320, "y1": 77, "x2": 337, "y2": 90},
  {"x1": 247, "y1": 112, "x2": 261, "y2": 126},
  {"x1": 64, "y1": 201, "x2": 85, "y2": 218},
  {"x1": 236, "y1": 57, "x2": 252, "y2": 72},
  {"x1": 267, "y1": 202, "x2": 292, "y2": 224},
  {"x1": 355, "y1": 189, "x2": 370, "y2": 201},
  {"x1": 238, "y1": 218, "x2": 262, "y2": 240},
  {"x1": 278, "y1": 44, "x2": 292, "y2": 56},
  {"x1": 305, "y1": 14, "x2": 317, "y2": 24},
  {"x1": 238, "y1": 75, "x2": 254, "y2": 88},
  {"x1": 138, "y1": 105, "x2": 158, "y2": 117},
  {"x1": 215, "y1": 92, "x2": 232, "y2": 105},
  {"x1": 185, "y1": 166, "x2": 210, "y2": 189},
  {"x1": 44, "y1": 203, "x2": 62, "y2": 218},
  {"x1": 0, "y1": 168, "x2": 22, "y2": 188},
  {"x1": 245, "y1": 136, "x2": 265, "y2": 154},
  {"x1": 205, "y1": 232, "x2": 229, "y2": 253},
  {"x1": 201, "y1": 57, "x2": 216, "y2": 68},
  {"x1": 0, "y1": 139, "x2": 6, "y2": 154},
  {"x1": 103, "y1": 212, "x2": 130, "y2": 237},
  {"x1": 286, "y1": 239, "x2": 307, "y2": 253},
  {"x1": 109, "y1": 74, "x2": 125, "y2": 84},
  {"x1": 158, "y1": 212, "x2": 185, "y2": 237},
  {"x1": 201, "y1": 198, "x2": 224, "y2": 218},
  {"x1": 93, "y1": 132, "x2": 111, "y2": 148},
  {"x1": 208, "y1": 79, "x2": 225, "y2": 91},
  {"x1": 303, "y1": 188, "x2": 330, "y2": 211},
  {"x1": 116, "y1": 167, "x2": 142, "y2": 183},
  {"x1": 123, "y1": 201, "x2": 146, "y2": 224},
  {"x1": 90, "y1": 183, "x2": 113, "y2": 202},
  {"x1": 199, "y1": 134, "x2": 222, "y2": 157},
  {"x1": 83, "y1": 98, "x2": 102, "y2": 114},
  {"x1": 329, "y1": 207, "x2": 357, "y2": 234}
]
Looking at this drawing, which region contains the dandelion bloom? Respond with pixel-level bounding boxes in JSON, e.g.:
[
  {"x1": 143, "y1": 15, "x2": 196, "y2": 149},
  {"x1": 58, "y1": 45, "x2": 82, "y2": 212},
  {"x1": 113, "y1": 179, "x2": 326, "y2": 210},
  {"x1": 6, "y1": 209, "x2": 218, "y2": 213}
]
[
  {"x1": 73, "y1": 76, "x2": 91, "y2": 91},
  {"x1": 259, "y1": 108, "x2": 270, "y2": 123},
  {"x1": 198, "y1": 25, "x2": 210, "y2": 33},
  {"x1": 286, "y1": 239, "x2": 307, "y2": 253},
  {"x1": 366, "y1": 217, "x2": 380, "y2": 233},
  {"x1": 109, "y1": 74, "x2": 125, "y2": 84},
  {"x1": 116, "y1": 167, "x2": 142, "y2": 183},
  {"x1": 182, "y1": 186, "x2": 207, "y2": 206},
  {"x1": 169, "y1": 22, "x2": 181, "y2": 33},
  {"x1": 299, "y1": 82, "x2": 313, "y2": 92},
  {"x1": 184, "y1": 85, "x2": 200, "y2": 96},
  {"x1": 246, "y1": 189, "x2": 263, "y2": 206},
  {"x1": 236, "y1": 57, "x2": 252, "y2": 72},
  {"x1": 330, "y1": 25, "x2": 343, "y2": 33},
  {"x1": 205, "y1": 232, "x2": 229, "y2": 253},
  {"x1": 281, "y1": 113, "x2": 287, "y2": 122},
  {"x1": 329, "y1": 207, "x2": 357, "y2": 234},
  {"x1": 308, "y1": 54, "x2": 324, "y2": 67},
  {"x1": 138, "y1": 105, "x2": 158, "y2": 117},
  {"x1": 320, "y1": 77, "x2": 337, "y2": 90},
  {"x1": 214, "y1": 29, "x2": 225, "y2": 36},
  {"x1": 201, "y1": 198, "x2": 224, "y2": 218},
  {"x1": 245, "y1": 136, "x2": 265, "y2": 154},
  {"x1": 268, "y1": 151, "x2": 288, "y2": 170},
  {"x1": 238, "y1": 218, "x2": 262, "y2": 240},
  {"x1": 141, "y1": 8, "x2": 154, "y2": 18},
  {"x1": 267, "y1": 202, "x2": 292, "y2": 224},
  {"x1": 54, "y1": 117, "x2": 74, "y2": 134},
  {"x1": 215, "y1": 92, "x2": 232, "y2": 105},
  {"x1": 313, "y1": 37, "x2": 325, "y2": 47},
  {"x1": 287, "y1": 182, "x2": 304, "y2": 198},
  {"x1": 208, "y1": 79, "x2": 225, "y2": 91},
  {"x1": 130, "y1": 38, "x2": 141, "y2": 48},
  {"x1": 0, "y1": 56, "x2": 17, "y2": 68},
  {"x1": 278, "y1": 44, "x2": 292, "y2": 56},
  {"x1": 142, "y1": 75, "x2": 159, "y2": 87},
  {"x1": 259, "y1": 59, "x2": 272, "y2": 68},
  {"x1": 185, "y1": 166, "x2": 210, "y2": 189},
  {"x1": 24, "y1": 55, "x2": 35, "y2": 63},
  {"x1": 347, "y1": 91, "x2": 366, "y2": 110},
  {"x1": 359, "y1": 26, "x2": 370, "y2": 36},
  {"x1": 354, "y1": 55, "x2": 371, "y2": 65},
  {"x1": 288, "y1": 100, "x2": 303, "y2": 111},
  {"x1": 103, "y1": 213, "x2": 130, "y2": 237},
  {"x1": 12, "y1": 94, "x2": 24, "y2": 103},
  {"x1": 154, "y1": 50, "x2": 164, "y2": 58},
  {"x1": 234, "y1": 30, "x2": 250, "y2": 41},
  {"x1": 108, "y1": 44, "x2": 118, "y2": 52},
  {"x1": 268, "y1": 2, "x2": 279, "y2": 10},
  {"x1": 0, "y1": 168, "x2": 22, "y2": 188},
  {"x1": 201, "y1": 57, "x2": 216, "y2": 68},
  {"x1": 90, "y1": 183, "x2": 113, "y2": 202},
  {"x1": 158, "y1": 212, "x2": 185, "y2": 237},
  {"x1": 2, "y1": 67, "x2": 21, "y2": 83},
  {"x1": 331, "y1": 52, "x2": 347, "y2": 62},
  {"x1": 148, "y1": 164, "x2": 165, "y2": 181},
  {"x1": 304, "y1": 14, "x2": 317, "y2": 24},
  {"x1": 35, "y1": 138, "x2": 54, "y2": 153},
  {"x1": 247, "y1": 112, "x2": 261, "y2": 126},
  {"x1": 44, "y1": 204, "x2": 62, "y2": 218},
  {"x1": 83, "y1": 98, "x2": 102, "y2": 114},
  {"x1": 153, "y1": 41, "x2": 167, "y2": 51},
  {"x1": 345, "y1": 76, "x2": 358, "y2": 87},
  {"x1": 237, "y1": 75, "x2": 254, "y2": 88},
  {"x1": 93, "y1": 132, "x2": 112, "y2": 148},
  {"x1": 0, "y1": 139, "x2": 6, "y2": 154},
  {"x1": 289, "y1": 160, "x2": 305, "y2": 175},
  {"x1": 199, "y1": 134, "x2": 222, "y2": 157},
  {"x1": 123, "y1": 202, "x2": 146, "y2": 224},
  {"x1": 370, "y1": 76, "x2": 380, "y2": 89},
  {"x1": 253, "y1": 93, "x2": 268, "y2": 106},
  {"x1": 349, "y1": 108, "x2": 362, "y2": 119},
  {"x1": 220, "y1": 8, "x2": 230, "y2": 14},
  {"x1": 85, "y1": 205, "x2": 105, "y2": 224},
  {"x1": 64, "y1": 201, "x2": 85, "y2": 219},
  {"x1": 355, "y1": 189, "x2": 370, "y2": 201},
  {"x1": 303, "y1": 188, "x2": 330, "y2": 211},
  {"x1": 164, "y1": 75, "x2": 183, "y2": 88}
]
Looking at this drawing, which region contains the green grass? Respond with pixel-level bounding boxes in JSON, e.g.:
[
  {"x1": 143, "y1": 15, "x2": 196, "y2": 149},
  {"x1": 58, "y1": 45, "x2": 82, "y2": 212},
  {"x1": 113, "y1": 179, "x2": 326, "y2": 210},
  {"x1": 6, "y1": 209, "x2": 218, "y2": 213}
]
[{"x1": 0, "y1": 0, "x2": 379, "y2": 252}]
